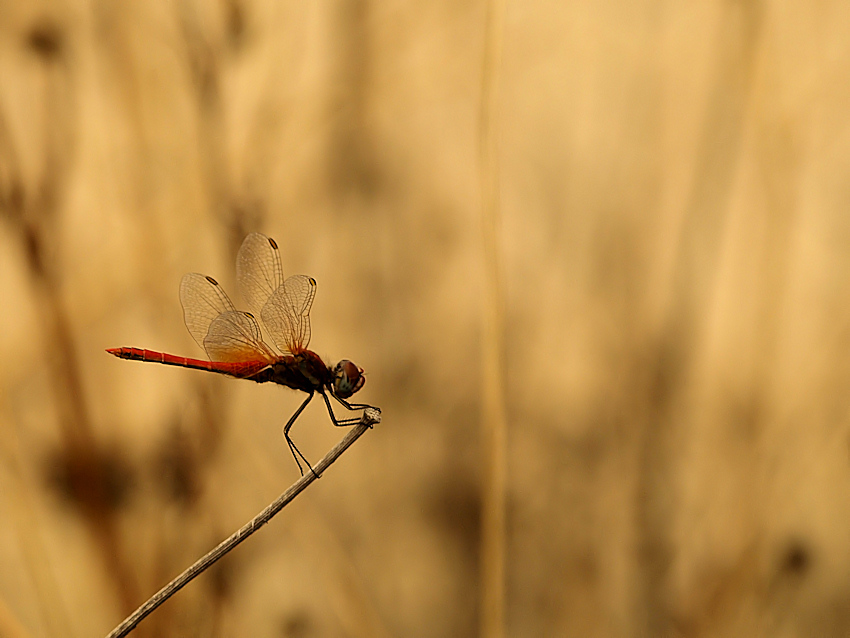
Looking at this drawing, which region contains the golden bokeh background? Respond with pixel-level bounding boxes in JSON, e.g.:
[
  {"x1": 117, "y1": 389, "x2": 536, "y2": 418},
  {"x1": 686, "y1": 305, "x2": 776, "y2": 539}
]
[{"x1": 2, "y1": 0, "x2": 850, "y2": 636}]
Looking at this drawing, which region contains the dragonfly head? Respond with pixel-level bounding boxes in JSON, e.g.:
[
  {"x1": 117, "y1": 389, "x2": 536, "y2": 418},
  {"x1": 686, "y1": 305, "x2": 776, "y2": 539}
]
[{"x1": 331, "y1": 359, "x2": 365, "y2": 399}]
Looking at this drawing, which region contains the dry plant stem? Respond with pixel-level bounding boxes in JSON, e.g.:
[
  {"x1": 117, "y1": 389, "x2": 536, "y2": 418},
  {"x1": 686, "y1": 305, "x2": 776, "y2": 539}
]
[
  {"x1": 106, "y1": 409, "x2": 381, "y2": 638},
  {"x1": 634, "y1": 6, "x2": 763, "y2": 634},
  {"x1": 478, "y1": 0, "x2": 507, "y2": 636}
]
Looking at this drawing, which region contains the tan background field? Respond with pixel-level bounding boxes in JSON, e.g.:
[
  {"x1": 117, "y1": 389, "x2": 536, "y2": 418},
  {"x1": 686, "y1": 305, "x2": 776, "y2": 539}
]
[{"x1": 2, "y1": 1, "x2": 850, "y2": 636}]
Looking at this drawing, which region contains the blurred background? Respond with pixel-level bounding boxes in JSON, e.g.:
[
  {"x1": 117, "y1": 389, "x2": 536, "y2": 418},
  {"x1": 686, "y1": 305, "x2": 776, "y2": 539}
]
[{"x1": 1, "y1": 0, "x2": 850, "y2": 636}]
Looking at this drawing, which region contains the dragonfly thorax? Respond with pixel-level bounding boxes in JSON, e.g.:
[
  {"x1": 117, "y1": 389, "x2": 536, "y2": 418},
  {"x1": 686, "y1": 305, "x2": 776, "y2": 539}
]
[
  {"x1": 267, "y1": 351, "x2": 332, "y2": 394},
  {"x1": 266, "y1": 353, "x2": 364, "y2": 399}
]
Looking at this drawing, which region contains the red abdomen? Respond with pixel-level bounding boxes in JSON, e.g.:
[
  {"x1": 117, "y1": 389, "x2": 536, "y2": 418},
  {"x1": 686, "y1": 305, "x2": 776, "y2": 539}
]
[{"x1": 106, "y1": 348, "x2": 270, "y2": 379}]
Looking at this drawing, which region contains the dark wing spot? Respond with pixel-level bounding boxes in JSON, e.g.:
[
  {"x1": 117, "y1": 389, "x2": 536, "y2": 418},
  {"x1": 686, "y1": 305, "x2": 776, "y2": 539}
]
[
  {"x1": 205, "y1": 276, "x2": 219, "y2": 285},
  {"x1": 268, "y1": 237, "x2": 278, "y2": 249}
]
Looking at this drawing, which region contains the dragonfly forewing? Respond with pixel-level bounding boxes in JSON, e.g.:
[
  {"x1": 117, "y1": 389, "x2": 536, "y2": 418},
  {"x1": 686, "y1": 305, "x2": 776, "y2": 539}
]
[{"x1": 180, "y1": 273, "x2": 237, "y2": 350}]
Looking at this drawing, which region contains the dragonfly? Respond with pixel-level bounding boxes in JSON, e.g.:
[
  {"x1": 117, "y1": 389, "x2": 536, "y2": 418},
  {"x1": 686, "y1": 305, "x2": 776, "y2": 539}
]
[{"x1": 108, "y1": 232, "x2": 377, "y2": 476}]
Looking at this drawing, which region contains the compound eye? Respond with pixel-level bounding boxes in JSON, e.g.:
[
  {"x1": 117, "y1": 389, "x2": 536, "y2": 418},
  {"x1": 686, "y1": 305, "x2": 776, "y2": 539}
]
[{"x1": 333, "y1": 360, "x2": 365, "y2": 398}]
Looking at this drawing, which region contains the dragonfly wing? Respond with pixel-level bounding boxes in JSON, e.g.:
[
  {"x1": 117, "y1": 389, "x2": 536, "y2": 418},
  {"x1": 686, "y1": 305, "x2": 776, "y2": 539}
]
[
  {"x1": 180, "y1": 273, "x2": 237, "y2": 351},
  {"x1": 261, "y1": 274, "x2": 316, "y2": 353},
  {"x1": 236, "y1": 233, "x2": 284, "y2": 317},
  {"x1": 203, "y1": 310, "x2": 276, "y2": 363}
]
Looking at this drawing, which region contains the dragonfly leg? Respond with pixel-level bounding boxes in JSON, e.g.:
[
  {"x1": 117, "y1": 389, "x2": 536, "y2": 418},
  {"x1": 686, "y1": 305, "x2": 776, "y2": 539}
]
[
  {"x1": 283, "y1": 392, "x2": 319, "y2": 478},
  {"x1": 329, "y1": 391, "x2": 380, "y2": 424},
  {"x1": 320, "y1": 391, "x2": 365, "y2": 427},
  {"x1": 322, "y1": 391, "x2": 381, "y2": 428}
]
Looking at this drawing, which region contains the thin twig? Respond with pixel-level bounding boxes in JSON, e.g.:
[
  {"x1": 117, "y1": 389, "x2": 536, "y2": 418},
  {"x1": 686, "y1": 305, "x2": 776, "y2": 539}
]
[{"x1": 105, "y1": 408, "x2": 381, "y2": 638}]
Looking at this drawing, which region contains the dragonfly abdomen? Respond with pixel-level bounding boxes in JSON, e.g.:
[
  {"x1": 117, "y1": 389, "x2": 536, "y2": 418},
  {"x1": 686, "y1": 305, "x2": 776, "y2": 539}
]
[{"x1": 106, "y1": 348, "x2": 269, "y2": 379}]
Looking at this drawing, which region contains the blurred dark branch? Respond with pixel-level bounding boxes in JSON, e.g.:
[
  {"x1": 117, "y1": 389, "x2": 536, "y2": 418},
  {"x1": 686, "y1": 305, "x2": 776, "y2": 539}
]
[
  {"x1": 176, "y1": 0, "x2": 227, "y2": 203},
  {"x1": 0, "y1": 105, "x2": 23, "y2": 219},
  {"x1": 105, "y1": 408, "x2": 381, "y2": 638},
  {"x1": 326, "y1": 0, "x2": 380, "y2": 202},
  {"x1": 176, "y1": 0, "x2": 261, "y2": 255},
  {"x1": 0, "y1": 37, "x2": 140, "y2": 614}
]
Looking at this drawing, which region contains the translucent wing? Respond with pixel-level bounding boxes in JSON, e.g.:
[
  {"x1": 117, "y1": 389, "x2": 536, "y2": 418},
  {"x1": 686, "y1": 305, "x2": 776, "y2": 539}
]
[
  {"x1": 203, "y1": 310, "x2": 276, "y2": 363},
  {"x1": 180, "y1": 273, "x2": 236, "y2": 350},
  {"x1": 180, "y1": 273, "x2": 274, "y2": 363},
  {"x1": 261, "y1": 275, "x2": 317, "y2": 354},
  {"x1": 236, "y1": 233, "x2": 284, "y2": 317}
]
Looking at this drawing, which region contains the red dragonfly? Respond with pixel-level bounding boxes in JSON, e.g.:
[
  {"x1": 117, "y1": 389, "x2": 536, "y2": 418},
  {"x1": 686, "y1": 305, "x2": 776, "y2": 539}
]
[{"x1": 108, "y1": 233, "x2": 376, "y2": 475}]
